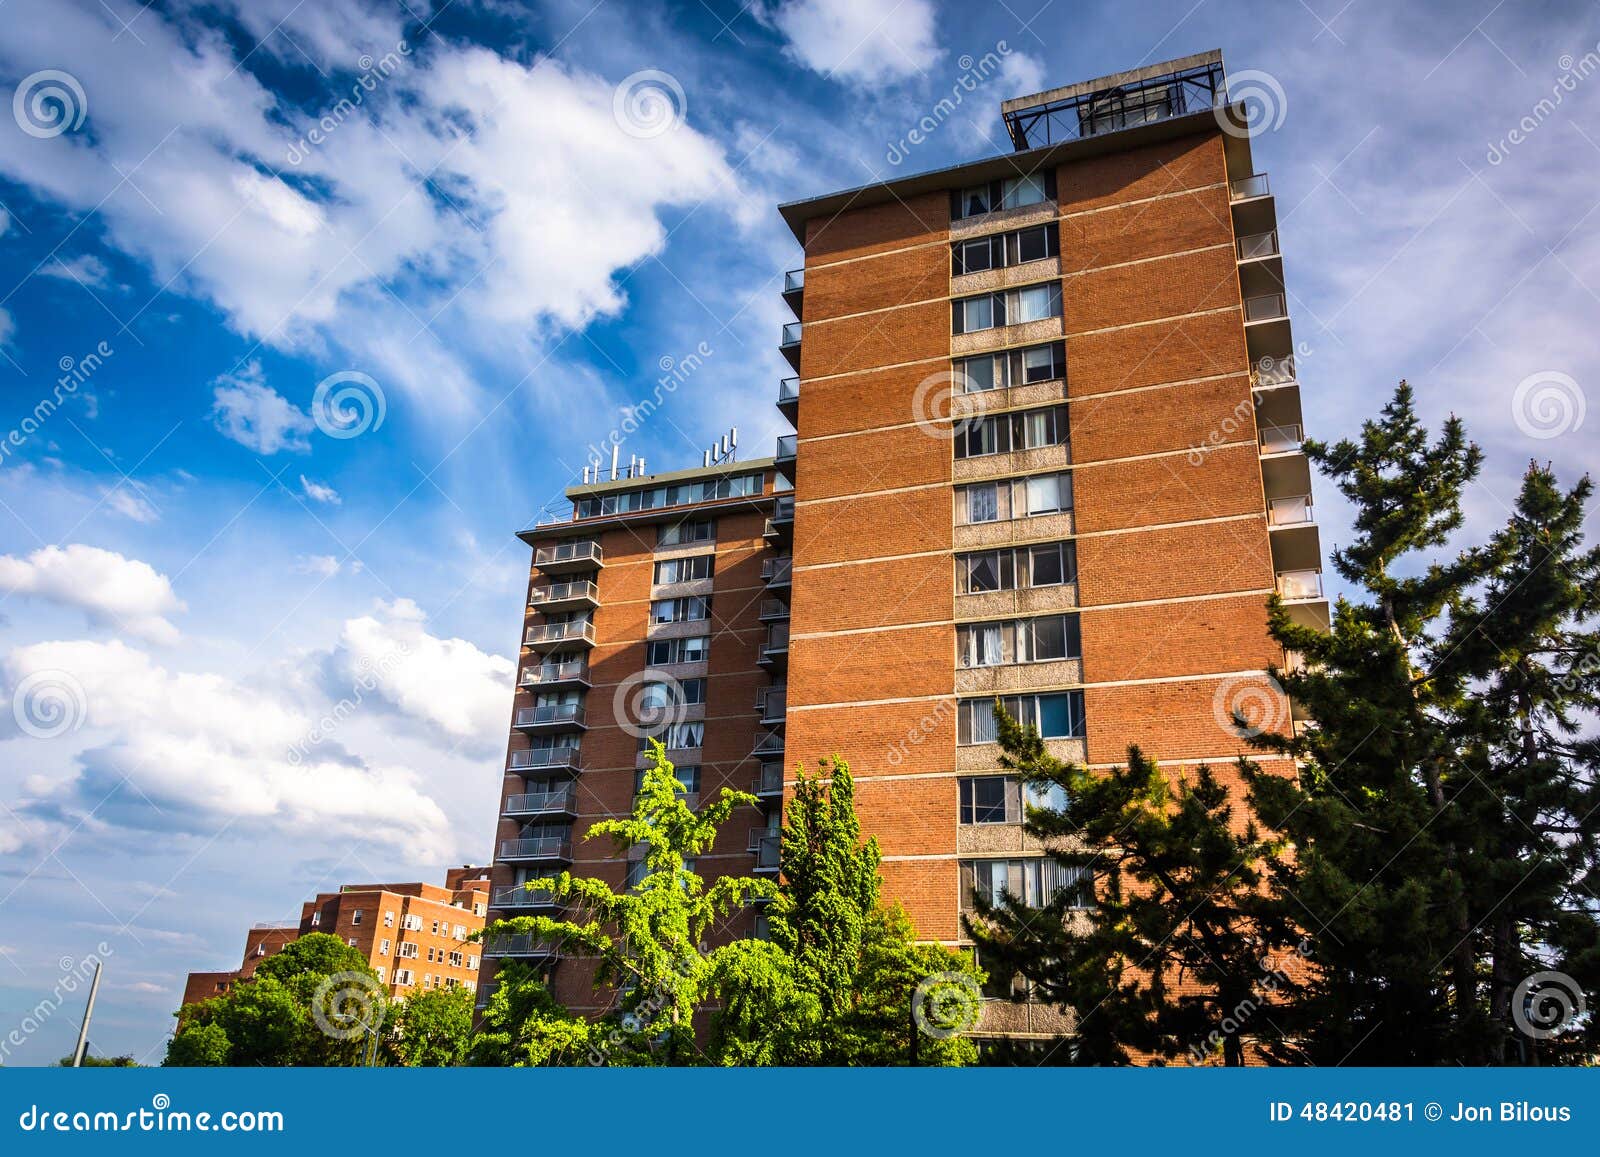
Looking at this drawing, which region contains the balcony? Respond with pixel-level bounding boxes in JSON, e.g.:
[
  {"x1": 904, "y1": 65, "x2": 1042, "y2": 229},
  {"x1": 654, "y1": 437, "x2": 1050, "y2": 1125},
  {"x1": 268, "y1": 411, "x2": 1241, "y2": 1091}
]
[
  {"x1": 758, "y1": 623, "x2": 790, "y2": 669},
  {"x1": 757, "y1": 686, "x2": 787, "y2": 724},
  {"x1": 1243, "y1": 293, "x2": 1288, "y2": 324},
  {"x1": 518, "y1": 659, "x2": 590, "y2": 689},
  {"x1": 1259, "y1": 424, "x2": 1303, "y2": 454},
  {"x1": 753, "y1": 761, "x2": 784, "y2": 800},
  {"x1": 782, "y1": 267, "x2": 804, "y2": 317},
  {"x1": 533, "y1": 541, "x2": 603, "y2": 574},
  {"x1": 777, "y1": 377, "x2": 800, "y2": 422},
  {"x1": 747, "y1": 832, "x2": 781, "y2": 873},
  {"x1": 528, "y1": 579, "x2": 599, "y2": 613},
  {"x1": 1276, "y1": 569, "x2": 1324, "y2": 602},
  {"x1": 1268, "y1": 494, "x2": 1315, "y2": 527},
  {"x1": 482, "y1": 934, "x2": 560, "y2": 960},
  {"x1": 508, "y1": 746, "x2": 580, "y2": 774},
  {"x1": 1251, "y1": 355, "x2": 1298, "y2": 390},
  {"x1": 498, "y1": 835, "x2": 573, "y2": 864},
  {"x1": 780, "y1": 322, "x2": 802, "y2": 371},
  {"x1": 513, "y1": 702, "x2": 587, "y2": 732},
  {"x1": 490, "y1": 884, "x2": 562, "y2": 911},
  {"x1": 503, "y1": 784, "x2": 578, "y2": 818},
  {"x1": 758, "y1": 597, "x2": 790, "y2": 622},
  {"x1": 1236, "y1": 230, "x2": 1280, "y2": 262},
  {"x1": 752, "y1": 731, "x2": 785, "y2": 759},
  {"x1": 762, "y1": 556, "x2": 793, "y2": 588},
  {"x1": 764, "y1": 494, "x2": 795, "y2": 542},
  {"x1": 1230, "y1": 173, "x2": 1271, "y2": 202},
  {"x1": 524, "y1": 620, "x2": 596, "y2": 650},
  {"x1": 775, "y1": 434, "x2": 797, "y2": 466}
]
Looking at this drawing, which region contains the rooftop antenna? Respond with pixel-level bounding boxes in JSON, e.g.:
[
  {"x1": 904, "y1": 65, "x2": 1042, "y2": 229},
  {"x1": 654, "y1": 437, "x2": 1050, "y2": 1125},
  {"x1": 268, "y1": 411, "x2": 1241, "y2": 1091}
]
[
  {"x1": 706, "y1": 427, "x2": 739, "y2": 467},
  {"x1": 610, "y1": 443, "x2": 620, "y2": 482}
]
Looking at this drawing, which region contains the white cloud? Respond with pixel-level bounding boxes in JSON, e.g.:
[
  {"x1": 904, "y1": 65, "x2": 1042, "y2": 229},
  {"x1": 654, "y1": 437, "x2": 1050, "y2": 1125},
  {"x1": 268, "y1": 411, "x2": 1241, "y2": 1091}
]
[
  {"x1": 299, "y1": 475, "x2": 341, "y2": 504},
  {"x1": 294, "y1": 553, "x2": 344, "y2": 577},
  {"x1": 0, "y1": 307, "x2": 13, "y2": 350},
  {"x1": 0, "y1": 207, "x2": 10, "y2": 236},
  {"x1": 767, "y1": 0, "x2": 940, "y2": 86},
  {"x1": 102, "y1": 486, "x2": 160, "y2": 524},
  {"x1": 996, "y1": 49, "x2": 1046, "y2": 101},
  {"x1": 0, "y1": 544, "x2": 185, "y2": 644},
  {"x1": 39, "y1": 254, "x2": 111, "y2": 288},
  {"x1": 209, "y1": 362, "x2": 314, "y2": 454},
  {"x1": 2, "y1": 639, "x2": 452, "y2": 858},
  {"x1": 324, "y1": 597, "x2": 513, "y2": 753}
]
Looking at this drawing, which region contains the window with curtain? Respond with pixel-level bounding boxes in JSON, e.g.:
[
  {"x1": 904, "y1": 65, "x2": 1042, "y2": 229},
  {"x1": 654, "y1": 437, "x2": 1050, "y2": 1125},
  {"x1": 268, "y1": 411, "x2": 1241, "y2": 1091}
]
[
  {"x1": 961, "y1": 859, "x2": 1090, "y2": 909},
  {"x1": 1001, "y1": 174, "x2": 1048, "y2": 209}
]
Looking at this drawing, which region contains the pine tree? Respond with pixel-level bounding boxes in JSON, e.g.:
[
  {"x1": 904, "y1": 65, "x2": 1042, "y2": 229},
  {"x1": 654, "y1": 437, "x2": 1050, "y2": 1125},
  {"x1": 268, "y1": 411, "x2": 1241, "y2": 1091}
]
[{"x1": 966, "y1": 706, "x2": 1292, "y2": 1065}]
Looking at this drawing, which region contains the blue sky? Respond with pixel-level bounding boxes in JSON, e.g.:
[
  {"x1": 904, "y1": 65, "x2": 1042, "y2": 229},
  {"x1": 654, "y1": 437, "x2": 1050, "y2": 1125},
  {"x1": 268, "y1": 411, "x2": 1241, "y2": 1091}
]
[{"x1": 0, "y1": 0, "x2": 1596, "y2": 1065}]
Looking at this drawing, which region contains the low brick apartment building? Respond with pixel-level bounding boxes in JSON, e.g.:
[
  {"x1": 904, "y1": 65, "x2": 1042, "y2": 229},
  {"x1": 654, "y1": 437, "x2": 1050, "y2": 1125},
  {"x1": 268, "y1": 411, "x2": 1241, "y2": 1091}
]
[
  {"x1": 487, "y1": 49, "x2": 1325, "y2": 1041},
  {"x1": 182, "y1": 866, "x2": 492, "y2": 1008}
]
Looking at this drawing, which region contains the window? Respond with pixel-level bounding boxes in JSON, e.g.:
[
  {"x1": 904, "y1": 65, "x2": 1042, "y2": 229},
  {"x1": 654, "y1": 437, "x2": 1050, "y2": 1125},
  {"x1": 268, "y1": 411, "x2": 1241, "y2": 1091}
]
[
  {"x1": 654, "y1": 554, "x2": 714, "y2": 584},
  {"x1": 956, "y1": 541, "x2": 1077, "y2": 594},
  {"x1": 1081, "y1": 84, "x2": 1173, "y2": 135},
  {"x1": 651, "y1": 596, "x2": 711, "y2": 624},
  {"x1": 961, "y1": 858, "x2": 1091, "y2": 909},
  {"x1": 430, "y1": 920, "x2": 441, "y2": 935},
  {"x1": 402, "y1": 913, "x2": 422, "y2": 932},
  {"x1": 955, "y1": 473, "x2": 1072, "y2": 525},
  {"x1": 468, "y1": 956, "x2": 479, "y2": 971},
  {"x1": 379, "y1": 939, "x2": 390, "y2": 956},
  {"x1": 576, "y1": 473, "x2": 763, "y2": 518},
  {"x1": 957, "y1": 691, "x2": 1086, "y2": 744},
  {"x1": 958, "y1": 777, "x2": 1068, "y2": 824},
  {"x1": 310, "y1": 912, "x2": 320, "y2": 927},
  {"x1": 956, "y1": 614, "x2": 1081, "y2": 668},
  {"x1": 952, "y1": 282, "x2": 1060, "y2": 335},
  {"x1": 347, "y1": 937, "x2": 358, "y2": 948},
  {"x1": 394, "y1": 969, "x2": 414, "y2": 986},
  {"x1": 449, "y1": 951, "x2": 464, "y2": 967},
  {"x1": 954, "y1": 405, "x2": 1068, "y2": 459},
  {"x1": 625, "y1": 859, "x2": 648, "y2": 890},
  {"x1": 634, "y1": 765, "x2": 702, "y2": 796},
  {"x1": 646, "y1": 635, "x2": 710, "y2": 665},
  {"x1": 951, "y1": 172, "x2": 1056, "y2": 220},
  {"x1": 658, "y1": 519, "x2": 714, "y2": 547},
  {"x1": 351, "y1": 909, "x2": 363, "y2": 925},
  {"x1": 951, "y1": 224, "x2": 1060, "y2": 276},
  {"x1": 398, "y1": 942, "x2": 419, "y2": 959},
  {"x1": 383, "y1": 910, "x2": 394, "y2": 928},
  {"x1": 453, "y1": 925, "x2": 467, "y2": 941},
  {"x1": 426, "y1": 946, "x2": 437, "y2": 963},
  {"x1": 638, "y1": 720, "x2": 705, "y2": 750},
  {"x1": 637, "y1": 678, "x2": 706, "y2": 713},
  {"x1": 955, "y1": 342, "x2": 1066, "y2": 393},
  {"x1": 374, "y1": 967, "x2": 385, "y2": 983}
]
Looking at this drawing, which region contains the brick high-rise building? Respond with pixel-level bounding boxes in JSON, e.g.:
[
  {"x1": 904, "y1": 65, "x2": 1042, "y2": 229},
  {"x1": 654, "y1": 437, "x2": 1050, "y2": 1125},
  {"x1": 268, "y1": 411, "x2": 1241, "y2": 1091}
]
[
  {"x1": 182, "y1": 867, "x2": 492, "y2": 1009},
  {"x1": 488, "y1": 50, "x2": 1325, "y2": 1041}
]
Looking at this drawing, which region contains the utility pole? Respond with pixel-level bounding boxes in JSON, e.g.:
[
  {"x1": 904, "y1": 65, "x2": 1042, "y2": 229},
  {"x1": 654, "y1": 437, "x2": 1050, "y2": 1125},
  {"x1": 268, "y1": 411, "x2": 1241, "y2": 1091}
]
[{"x1": 70, "y1": 960, "x2": 103, "y2": 1068}]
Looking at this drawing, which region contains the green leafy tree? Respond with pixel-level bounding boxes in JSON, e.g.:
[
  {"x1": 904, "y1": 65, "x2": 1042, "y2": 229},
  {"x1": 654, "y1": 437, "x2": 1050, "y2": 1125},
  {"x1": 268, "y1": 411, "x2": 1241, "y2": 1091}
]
[
  {"x1": 161, "y1": 1022, "x2": 231, "y2": 1067},
  {"x1": 58, "y1": 1053, "x2": 137, "y2": 1066},
  {"x1": 477, "y1": 741, "x2": 774, "y2": 1064},
  {"x1": 387, "y1": 984, "x2": 474, "y2": 1066},
  {"x1": 966, "y1": 706, "x2": 1291, "y2": 1065},
  {"x1": 468, "y1": 960, "x2": 594, "y2": 1066}
]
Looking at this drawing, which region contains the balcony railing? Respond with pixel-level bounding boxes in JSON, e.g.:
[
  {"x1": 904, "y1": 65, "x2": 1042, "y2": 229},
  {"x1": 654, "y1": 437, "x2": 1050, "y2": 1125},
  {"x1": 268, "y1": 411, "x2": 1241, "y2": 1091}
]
[
  {"x1": 763, "y1": 624, "x2": 790, "y2": 654},
  {"x1": 762, "y1": 557, "x2": 793, "y2": 585},
  {"x1": 754, "y1": 761, "x2": 784, "y2": 798},
  {"x1": 533, "y1": 541, "x2": 602, "y2": 568},
  {"x1": 1251, "y1": 356, "x2": 1298, "y2": 388},
  {"x1": 525, "y1": 620, "x2": 596, "y2": 646},
  {"x1": 778, "y1": 377, "x2": 800, "y2": 406},
  {"x1": 528, "y1": 579, "x2": 598, "y2": 607},
  {"x1": 491, "y1": 884, "x2": 560, "y2": 909},
  {"x1": 775, "y1": 434, "x2": 797, "y2": 461},
  {"x1": 747, "y1": 832, "x2": 781, "y2": 872},
  {"x1": 1259, "y1": 424, "x2": 1303, "y2": 454},
  {"x1": 758, "y1": 598, "x2": 790, "y2": 621},
  {"x1": 482, "y1": 934, "x2": 560, "y2": 958},
  {"x1": 752, "y1": 732, "x2": 785, "y2": 758},
  {"x1": 514, "y1": 702, "x2": 587, "y2": 729},
  {"x1": 783, "y1": 268, "x2": 804, "y2": 294},
  {"x1": 1268, "y1": 494, "x2": 1314, "y2": 526},
  {"x1": 1243, "y1": 293, "x2": 1288, "y2": 323},
  {"x1": 1230, "y1": 173, "x2": 1270, "y2": 200},
  {"x1": 519, "y1": 659, "x2": 589, "y2": 687},
  {"x1": 1236, "y1": 231, "x2": 1279, "y2": 261},
  {"x1": 1277, "y1": 569, "x2": 1324, "y2": 601},
  {"x1": 772, "y1": 495, "x2": 795, "y2": 522},
  {"x1": 504, "y1": 785, "x2": 577, "y2": 816},
  {"x1": 780, "y1": 322, "x2": 802, "y2": 347},
  {"x1": 499, "y1": 835, "x2": 572, "y2": 861},
  {"x1": 508, "y1": 746, "x2": 580, "y2": 772},
  {"x1": 757, "y1": 686, "x2": 787, "y2": 722}
]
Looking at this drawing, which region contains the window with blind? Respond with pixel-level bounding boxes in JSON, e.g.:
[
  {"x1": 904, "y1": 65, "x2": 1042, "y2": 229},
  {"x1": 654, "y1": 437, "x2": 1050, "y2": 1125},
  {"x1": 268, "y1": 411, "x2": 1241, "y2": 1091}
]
[
  {"x1": 956, "y1": 540, "x2": 1078, "y2": 594},
  {"x1": 957, "y1": 691, "x2": 1086, "y2": 744},
  {"x1": 955, "y1": 341, "x2": 1066, "y2": 393},
  {"x1": 960, "y1": 858, "x2": 1092, "y2": 909},
  {"x1": 956, "y1": 472, "x2": 1072, "y2": 524},
  {"x1": 957, "y1": 613, "x2": 1081, "y2": 668}
]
